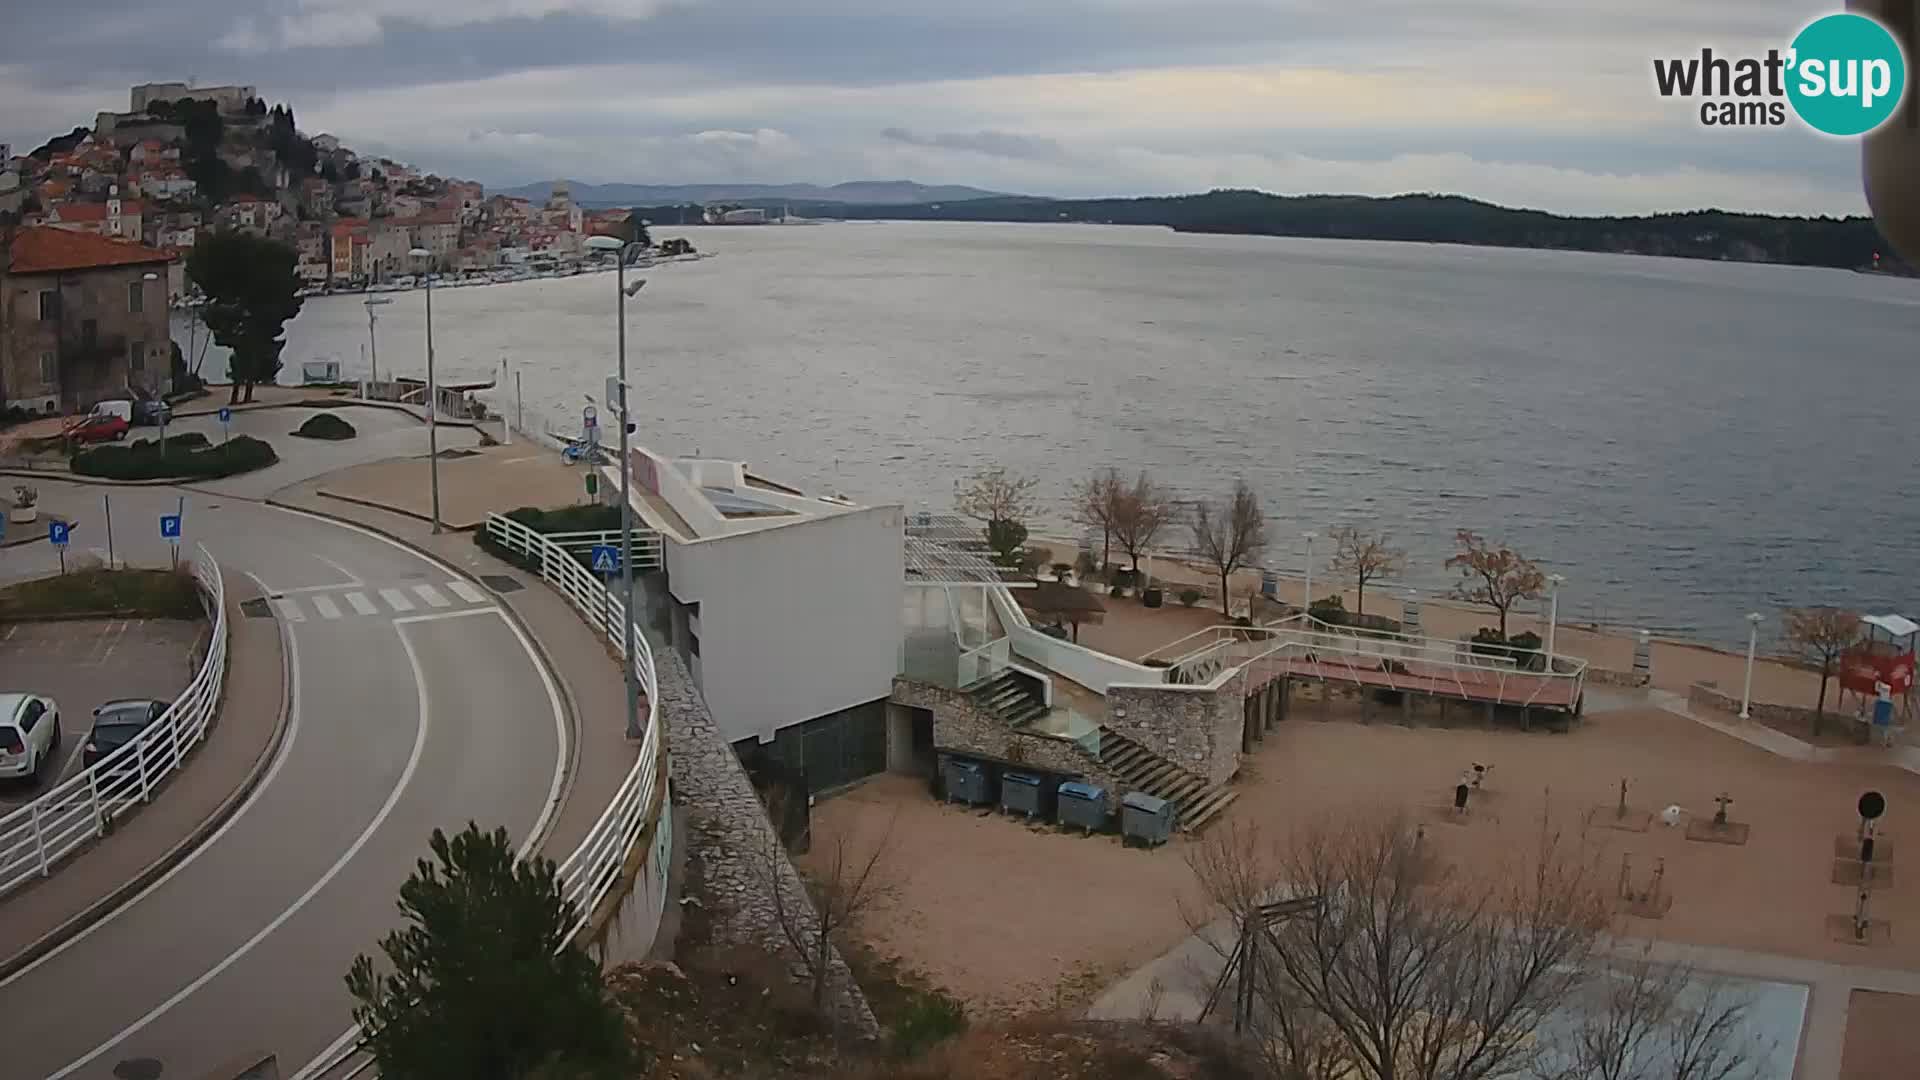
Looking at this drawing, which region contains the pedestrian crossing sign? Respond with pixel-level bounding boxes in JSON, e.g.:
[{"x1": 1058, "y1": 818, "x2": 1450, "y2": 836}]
[{"x1": 591, "y1": 545, "x2": 619, "y2": 574}]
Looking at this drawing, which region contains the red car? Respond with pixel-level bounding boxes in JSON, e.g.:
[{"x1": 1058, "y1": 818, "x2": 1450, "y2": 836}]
[{"x1": 65, "y1": 413, "x2": 129, "y2": 444}]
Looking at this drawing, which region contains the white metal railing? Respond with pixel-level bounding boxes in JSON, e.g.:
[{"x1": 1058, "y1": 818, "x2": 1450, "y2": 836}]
[
  {"x1": 539, "y1": 529, "x2": 664, "y2": 571},
  {"x1": 481, "y1": 512, "x2": 669, "y2": 940},
  {"x1": 0, "y1": 545, "x2": 227, "y2": 899},
  {"x1": 1147, "y1": 616, "x2": 1589, "y2": 710}
]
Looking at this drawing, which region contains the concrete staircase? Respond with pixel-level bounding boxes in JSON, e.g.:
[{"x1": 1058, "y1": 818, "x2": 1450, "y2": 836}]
[
  {"x1": 975, "y1": 670, "x2": 1050, "y2": 727},
  {"x1": 1096, "y1": 728, "x2": 1239, "y2": 832}
]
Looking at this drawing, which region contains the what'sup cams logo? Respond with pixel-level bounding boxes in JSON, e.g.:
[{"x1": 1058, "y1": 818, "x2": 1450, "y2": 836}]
[{"x1": 1654, "y1": 11, "x2": 1909, "y2": 135}]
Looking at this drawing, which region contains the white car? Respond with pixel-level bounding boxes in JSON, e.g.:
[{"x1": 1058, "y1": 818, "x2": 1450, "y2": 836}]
[{"x1": 0, "y1": 694, "x2": 62, "y2": 782}]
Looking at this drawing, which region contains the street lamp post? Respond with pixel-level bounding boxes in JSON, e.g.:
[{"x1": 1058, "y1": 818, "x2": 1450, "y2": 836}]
[
  {"x1": 141, "y1": 272, "x2": 168, "y2": 455},
  {"x1": 409, "y1": 249, "x2": 441, "y2": 533},
  {"x1": 586, "y1": 234, "x2": 648, "y2": 741},
  {"x1": 1740, "y1": 612, "x2": 1764, "y2": 719},
  {"x1": 1302, "y1": 531, "x2": 1318, "y2": 616},
  {"x1": 364, "y1": 296, "x2": 392, "y2": 392},
  {"x1": 1545, "y1": 573, "x2": 1565, "y2": 670}
]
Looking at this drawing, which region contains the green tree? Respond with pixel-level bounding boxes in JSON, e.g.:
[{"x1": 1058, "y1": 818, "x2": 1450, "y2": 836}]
[
  {"x1": 187, "y1": 232, "x2": 303, "y2": 404},
  {"x1": 346, "y1": 823, "x2": 630, "y2": 1080}
]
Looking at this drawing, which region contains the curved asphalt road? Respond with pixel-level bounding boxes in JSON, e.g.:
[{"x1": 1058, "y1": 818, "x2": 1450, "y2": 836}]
[{"x1": 0, "y1": 482, "x2": 565, "y2": 1080}]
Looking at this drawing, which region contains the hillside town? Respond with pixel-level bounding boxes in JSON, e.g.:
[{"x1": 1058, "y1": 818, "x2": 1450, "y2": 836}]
[{"x1": 0, "y1": 81, "x2": 644, "y2": 302}]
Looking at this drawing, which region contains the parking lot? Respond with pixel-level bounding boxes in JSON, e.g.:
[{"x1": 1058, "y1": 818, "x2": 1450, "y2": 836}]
[{"x1": 0, "y1": 618, "x2": 206, "y2": 804}]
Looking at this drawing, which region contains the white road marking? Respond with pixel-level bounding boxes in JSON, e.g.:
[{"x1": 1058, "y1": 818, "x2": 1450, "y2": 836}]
[
  {"x1": 48, "y1": 617, "x2": 434, "y2": 1080},
  {"x1": 412, "y1": 583, "x2": 451, "y2": 609},
  {"x1": 344, "y1": 592, "x2": 378, "y2": 616},
  {"x1": 271, "y1": 598, "x2": 305, "y2": 623},
  {"x1": 310, "y1": 595, "x2": 342, "y2": 620},
  {"x1": 446, "y1": 580, "x2": 487, "y2": 605},
  {"x1": 378, "y1": 588, "x2": 415, "y2": 613},
  {"x1": 391, "y1": 607, "x2": 501, "y2": 625},
  {"x1": 57, "y1": 732, "x2": 89, "y2": 783},
  {"x1": 313, "y1": 554, "x2": 362, "y2": 586},
  {"x1": 298, "y1": 607, "x2": 570, "y2": 1080},
  {"x1": 1, "y1": 570, "x2": 305, "y2": 990}
]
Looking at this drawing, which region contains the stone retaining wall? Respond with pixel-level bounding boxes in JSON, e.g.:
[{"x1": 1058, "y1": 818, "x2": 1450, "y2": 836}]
[
  {"x1": 657, "y1": 648, "x2": 879, "y2": 1037},
  {"x1": 1586, "y1": 668, "x2": 1651, "y2": 689},
  {"x1": 1106, "y1": 666, "x2": 1246, "y2": 786},
  {"x1": 891, "y1": 677, "x2": 1132, "y2": 811}
]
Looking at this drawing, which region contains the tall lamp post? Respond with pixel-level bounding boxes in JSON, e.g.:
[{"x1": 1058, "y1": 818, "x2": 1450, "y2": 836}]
[
  {"x1": 363, "y1": 296, "x2": 392, "y2": 391},
  {"x1": 1302, "y1": 531, "x2": 1318, "y2": 616},
  {"x1": 409, "y1": 249, "x2": 441, "y2": 533},
  {"x1": 1545, "y1": 573, "x2": 1565, "y2": 670},
  {"x1": 1739, "y1": 612, "x2": 1764, "y2": 719},
  {"x1": 586, "y1": 234, "x2": 648, "y2": 741}
]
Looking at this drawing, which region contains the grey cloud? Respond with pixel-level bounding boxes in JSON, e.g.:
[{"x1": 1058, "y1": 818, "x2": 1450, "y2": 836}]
[{"x1": 880, "y1": 127, "x2": 1069, "y2": 161}]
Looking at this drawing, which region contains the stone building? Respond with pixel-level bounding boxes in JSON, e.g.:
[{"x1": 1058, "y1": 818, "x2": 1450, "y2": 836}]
[{"x1": 1, "y1": 227, "x2": 173, "y2": 413}]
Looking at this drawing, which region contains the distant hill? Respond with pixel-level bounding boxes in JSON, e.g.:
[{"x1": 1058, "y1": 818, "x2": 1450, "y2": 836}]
[
  {"x1": 750, "y1": 190, "x2": 1900, "y2": 273},
  {"x1": 498, "y1": 179, "x2": 1013, "y2": 207}
]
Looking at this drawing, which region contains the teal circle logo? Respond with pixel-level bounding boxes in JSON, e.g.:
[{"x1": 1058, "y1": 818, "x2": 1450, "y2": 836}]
[{"x1": 1786, "y1": 13, "x2": 1907, "y2": 136}]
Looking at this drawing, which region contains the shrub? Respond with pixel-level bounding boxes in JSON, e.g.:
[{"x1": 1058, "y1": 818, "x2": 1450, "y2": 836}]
[
  {"x1": 1469, "y1": 627, "x2": 1509, "y2": 657},
  {"x1": 0, "y1": 567, "x2": 202, "y2": 619},
  {"x1": 891, "y1": 990, "x2": 968, "y2": 1058},
  {"x1": 292, "y1": 412, "x2": 357, "y2": 440},
  {"x1": 505, "y1": 504, "x2": 622, "y2": 532},
  {"x1": 72, "y1": 435, "x2": 278, "y2": 480},
  {"x1": 133, "y1": 432, "x2": 210, "y2": 451},
  {"x1": 1109, "y1": 584, "x2": 1125, "y2": 598},
  {"x1": 1179, "y1": 588, "x2": 1202, "y2": 607},
  {"x1": 1308, "y1": 594, "x2": 1348, "y2": 625},
  {"x1": 1073, "y1": 551, "x2": 1096, "y2": 580}
]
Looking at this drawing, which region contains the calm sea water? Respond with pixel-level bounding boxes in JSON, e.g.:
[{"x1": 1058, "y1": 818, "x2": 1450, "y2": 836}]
[{"x1": 182, "y1": 222, "x2": 1920, "y2": 645}]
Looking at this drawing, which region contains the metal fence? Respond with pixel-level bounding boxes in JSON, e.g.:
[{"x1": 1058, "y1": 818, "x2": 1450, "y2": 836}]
[
  {"x1": 0, "y1": 544, "x2": 227, "y2": 899},
  {"x1": 481, "y1": 512, "x2": 670, "y2": 941},
  {"x1": 540, "y1": 529, "x2": 664, "y2": 571}
]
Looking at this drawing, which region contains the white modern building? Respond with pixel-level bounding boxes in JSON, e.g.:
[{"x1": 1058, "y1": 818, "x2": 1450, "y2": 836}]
[{"x1": 607, "y1": 445, "x2": 905, "y2": 789}]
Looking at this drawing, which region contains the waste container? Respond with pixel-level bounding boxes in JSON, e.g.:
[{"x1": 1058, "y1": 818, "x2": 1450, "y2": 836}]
[
  {"x1": 1057, "y1": 781, "x2": 1108, "y2": 833},
  {"x1": 944, "y1": 758, "x2": 993, "y2": 807},
  {"x1": 1121, "y1": 791, "x2": 1176, "y2": 847},
  {"x1": 1001, "y1": 770, "x2": 1044, "y2": 818}
]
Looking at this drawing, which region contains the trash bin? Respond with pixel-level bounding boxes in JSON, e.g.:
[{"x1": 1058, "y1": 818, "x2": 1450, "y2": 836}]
[
  {"x1": 1121, "y1": 791, "x2": 1176, "y2": 847},
  {"x1": 1001, "y1": 770, "x2": 1044, "y2": 818},
  {"x1": 1057, "y1": 781, "x2": 1108, "y2": 833},
  {"x1": 944, "y1": 758, "x2": 993, "y2": 807}
]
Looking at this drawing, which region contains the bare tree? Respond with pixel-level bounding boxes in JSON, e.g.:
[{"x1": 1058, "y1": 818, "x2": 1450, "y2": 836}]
[
  {"x1": 756, "y1": 796, "x2": 897, "y2": 1014},
  {"x1": 1551, "y1": 942, "x2": 1763, "y2": 1080},
  {"x1": 1782, "y1": 606, "x2": 1861, "y2": 736},
  {"x1": 1185, "y1": 811, "x2": 1615, "y2": 1080},
  {"x1": 954, "y1": 465, "x2": 1038, "y2": 527},
  {"x1": 1446, "y1": 530, "x2": 1547, "y2": 639},
  {"x1": 1192, "y1": 480, "x2": 1268, "y2": 618},
  {"x1": 1111, "y1": 471, "x2": 1179, "y2": 577},
  {"x1": 1069, "y1": 467, "x2": 1123, "y2": 571},
  {"x1": 1327, "y1": 526, "x2": 1406, "y2": 618}
]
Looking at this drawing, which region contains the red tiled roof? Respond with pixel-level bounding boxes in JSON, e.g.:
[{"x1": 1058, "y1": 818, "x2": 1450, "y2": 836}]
[
  {"x1": 53, "y1": 200, "x2": 144, "y2": 222},
  {"x1": 7, "y1": 226, "x2": 173, "y2": 274}
]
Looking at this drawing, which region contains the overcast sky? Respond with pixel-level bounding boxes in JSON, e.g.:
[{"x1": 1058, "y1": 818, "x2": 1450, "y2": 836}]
[{"x1": 0, "y1": 0, "x2": 1877, "y2": 215}]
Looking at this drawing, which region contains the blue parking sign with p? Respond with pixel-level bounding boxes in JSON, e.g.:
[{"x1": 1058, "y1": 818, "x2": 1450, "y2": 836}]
[
  {"x1": 160, "y1": 514, "x2": 182, "y2": 540},
  {"x1": 590, "y1": 545, "x2": 619, "y2": 574},
  {"x1": 48, "y1": 521, "x2": 70, "y2": 546},
  {"x1": 218, "y1": 407, "x2": 232, "y2": 423}
]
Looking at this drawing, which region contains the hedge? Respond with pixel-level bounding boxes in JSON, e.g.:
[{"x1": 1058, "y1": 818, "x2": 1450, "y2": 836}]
[
  {"x1": 292, "y1": 413, "x2": 357, "y2": 440},
  {"x1": 0, "y1": 568, "x2": 203, "y2": 619},
  {"x1": 73, "y1": 434, "x2": 278, "y2": 480},
  {"x1": 132, "y1": 432, "x2": 211, "y2": 451}
]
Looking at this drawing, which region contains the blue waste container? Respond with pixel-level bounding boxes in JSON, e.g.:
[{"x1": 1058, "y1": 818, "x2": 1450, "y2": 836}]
[
  {"x1": 944, "y1": 758, "x2": 992, "y2": 807},
  {"x1": 1121, "y1": 791, "x2": 1176, "y2": 847},
  {"x1": 1001, "y1": 771, "x2": 1044, "y2": 818},
  {"x1": 1057, "y1": 781, "x2": 1108, "y2": 833}
]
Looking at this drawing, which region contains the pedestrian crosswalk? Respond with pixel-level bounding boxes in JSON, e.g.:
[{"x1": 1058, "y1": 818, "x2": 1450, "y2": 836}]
[{"x1": 269, "y1": 581, "x2": 494, "y2": 623}]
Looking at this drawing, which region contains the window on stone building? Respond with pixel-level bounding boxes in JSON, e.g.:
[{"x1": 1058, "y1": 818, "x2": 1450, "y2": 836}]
[
  {"x1": 40, "y1": 352, "x2": 56, "y2": 385},
  {"x1": 128, "y1": 280, "x2": 144, "y2": 313},
  {"x1": 130, "y1": 341, "x2": 145, "y2": 371},
  {"x1": 38, "y1": 291, "x2": 58, "y2": 321}
]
